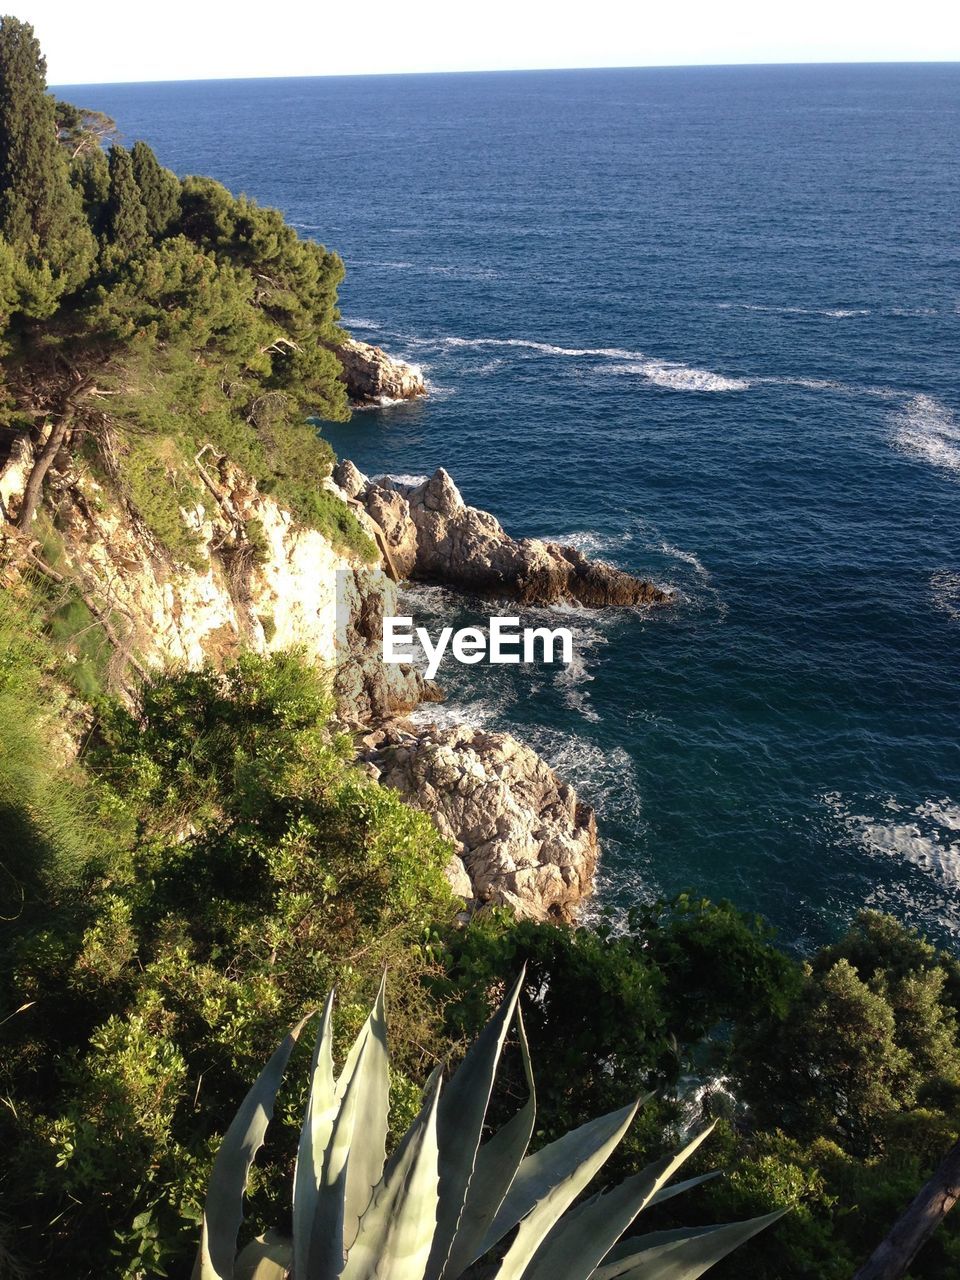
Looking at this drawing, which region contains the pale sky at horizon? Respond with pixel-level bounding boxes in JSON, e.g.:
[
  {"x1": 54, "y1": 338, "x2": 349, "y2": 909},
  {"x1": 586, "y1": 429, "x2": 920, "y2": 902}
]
[{"x1": 14, "y1": 0, "x2": 960, "y2": 86}]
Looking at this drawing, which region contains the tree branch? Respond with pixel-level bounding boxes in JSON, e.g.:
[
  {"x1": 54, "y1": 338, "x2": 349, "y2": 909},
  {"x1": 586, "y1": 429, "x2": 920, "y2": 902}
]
[{"x1": 854, "y1": 1136, "x2": 960, "y2": 1280}]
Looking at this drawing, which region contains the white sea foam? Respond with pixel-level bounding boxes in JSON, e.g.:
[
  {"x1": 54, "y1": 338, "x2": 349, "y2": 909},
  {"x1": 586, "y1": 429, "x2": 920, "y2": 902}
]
[
  {"x1": 550, "y1": 529, "x2": 634, "y2": 557},
  {"x1": 349, "y1": 260, "x2": 497, "y2": 280},
  {"x1": 373, "y1": 473, "x2": 430, "y2": 489},
  {"x1": 657, "y1": 541, "x2": 710, "y2": 580},
  {"x1": 930, "y1": 570, "x2": 960, "y2": 624},
  {"x1": 596, "y1": 360, "x2": 750, "y2": 392},
  {"x1": 825, "y1": 792, "x2": 960, "y2": 891},
  {"x1": 717, "y1": 302, "x2": 870, "y2": 319},
  {"x1": 892, "y1": 394, "x2": 960, "y2": 477},
  {"x1": 341, "y1": 316, "x2": 382, "y2": 330}
]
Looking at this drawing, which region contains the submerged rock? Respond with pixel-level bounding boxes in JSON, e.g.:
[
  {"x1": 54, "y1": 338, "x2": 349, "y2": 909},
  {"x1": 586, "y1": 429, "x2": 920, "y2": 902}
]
[
  {"x1": 347, "y1": 464, "x2": 671, "y2": 608},
  {"x1": 335, "y1": 338, "x2": 427, "y2": 405},
  {"x1": 367, "y1": 721, "x2": 599, "y2": 922}
]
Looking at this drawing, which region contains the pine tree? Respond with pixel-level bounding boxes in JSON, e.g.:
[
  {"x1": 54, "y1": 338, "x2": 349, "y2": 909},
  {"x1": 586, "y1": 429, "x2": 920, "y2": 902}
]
[
  {"x1": 103, "y1": 145, "x2": 148, "y2": 260},
  {"x1": 71, "y1": 146, "x2": 110, "y2": 238},
  {"x1": 0, "y1": 15, "x2": 95, "y2": 296},
  {"x1": 130, "y1": 140, "x2": 180, "y2": 237}
]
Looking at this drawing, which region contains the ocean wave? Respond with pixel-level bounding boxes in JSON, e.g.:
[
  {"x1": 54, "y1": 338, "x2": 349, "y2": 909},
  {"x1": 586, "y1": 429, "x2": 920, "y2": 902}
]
[
  {"x1": 348, "y1": 259, "x2": 498, "y2": 280},
  {"x1": 550, "y1": 529, "x2": 634, "y2": 556},
  {"x1": 892, "y1": 394, "x2": 960, "y2": 477},
  {"x1": 657, "y1": 541, "x2": 710, "y2": 580},
  {"x1": 341, "y1": 316, "x2": 382, "y2": 330},
  {"x1": 930, "y1": 570, "x2": 960, "y2": 624},
  {"x1": 372, "y1": 472, "x2": 430, "y2": 488},
  {"x1": 435, "y1": 336, "x2": 639, "y2": 359},
  {"x1": 597, "y1": 360, "x2": 750, "y2": 392},
  {"x1": 824, "y1": 791, "x2": 960, "y2": 891},
  {"x1": 717, "y1": 302, "x2": 870, "y2": 319}
]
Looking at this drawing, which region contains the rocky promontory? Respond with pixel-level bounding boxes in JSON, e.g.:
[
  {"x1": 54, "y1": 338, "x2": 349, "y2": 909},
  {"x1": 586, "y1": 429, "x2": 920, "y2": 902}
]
[
  {"x1": 364, "y1": 721, "x2": 599, "y2": 922},
  {"x1": 333, "y1": 462, "x2": 671, "y2": 608},
  {"x1": 335, "y1": 338, "x2": 427, "y2": 405}
]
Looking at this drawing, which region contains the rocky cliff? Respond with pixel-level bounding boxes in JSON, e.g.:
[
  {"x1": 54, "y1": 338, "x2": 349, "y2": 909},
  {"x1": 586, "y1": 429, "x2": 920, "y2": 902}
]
[
  {"x1": 334, "y1": 462, "x2": 672, "y2": 607},
  {"x1": 0, "y1": 438, "x2": 425, "y2": 726},
  {"x1": 1, "y1": 405, "x2": 662, "y2": 921},
  {"x1": 363, "y1": 721, "x2": 598, "y2": 922},
  {"x1": 336, "y1": 338, "x2": 427, "y2": 406}
]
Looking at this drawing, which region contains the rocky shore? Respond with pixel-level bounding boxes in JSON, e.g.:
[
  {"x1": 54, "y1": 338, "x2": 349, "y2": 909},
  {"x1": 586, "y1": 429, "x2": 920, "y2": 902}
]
[
  {"x1": 335, "y1": 338, "x2": 427, "y2": 405},
  {"x1": 0, "y1": 339, "x2": 670, "y2": 923},
  {"x1": 333, "y1": 461, "x2": 671, "y2": 608},
  {"x1": 362, "y1": 721, "x2": 598, "y2": 922}
]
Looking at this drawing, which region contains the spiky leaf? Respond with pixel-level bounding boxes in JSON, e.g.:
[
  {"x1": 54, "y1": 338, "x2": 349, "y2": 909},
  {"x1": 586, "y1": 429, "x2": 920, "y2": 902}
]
[
  {"x1": 340, "y1": 1076, "x2": 442, "y2": 1280},
  {"x1": 591, "y1": 1210, "x2": 786, "y2": 1280},
  {"x1": 493, "y1": 1100, "x2": 640, "y2": 1280},
  {"x1": 335, "y1": 973, "x2": 391, "y2": 1250},
  {"x1": 476, "y1": 1093, "x2": 654, "y2": 1260},
  {"x1": 427, "y1": 969, "x2": 526, "y2": 1280},
  {"x1": 522, "y1": 1124, "x2": 717, "y2": 1280},
  {"x1": 195, "y1": 1017, "x2": 310, "y2": 1280},
  {"x1": 293, "y1": 991, "x2": 340, "y2": 1280},
  {"x1": 443, "y1": 1005, "x2": 537, "y2": 1277}
]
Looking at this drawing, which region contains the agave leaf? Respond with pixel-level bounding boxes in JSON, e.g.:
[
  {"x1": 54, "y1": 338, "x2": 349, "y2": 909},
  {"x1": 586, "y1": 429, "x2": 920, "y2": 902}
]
[
  {"x1": 476, "y1": 1093, "x2": 654, "y2": 1260},
  {"x1": 340, "y1": 1075, "x2": 442, "y2": 1280},
  {"x1": 443, "y1": 1005, "x2": 537, "y2": 1277},
  {"x1": 194, "y1": 1016, "x2": 311, "y2": 1280},
  {"x1": 292, "y1": 991, "x2": 340, "y2": 1280},
  {"x1": 235, "y1": 1232, "x2": 292, "y2": 1280},
  {"x1": 426, "y1": 968, "x2": 527, "y2": 1280},
  {"x1": 645, "y1": 1171, "x2": 721, "y2": 1209},
  {"x1": 590, "y1": 1210, "x2": 786, "y2": 1280},
  {"x1": 521, "y1": 1124, "x2": 717, "y2": 1280},
  {"x1": 335, "y1": 973, "x2": 391, "y2": 1251},
  {"x1": 492, "y1": 1099, "x2": 640, "y2": 1280}
]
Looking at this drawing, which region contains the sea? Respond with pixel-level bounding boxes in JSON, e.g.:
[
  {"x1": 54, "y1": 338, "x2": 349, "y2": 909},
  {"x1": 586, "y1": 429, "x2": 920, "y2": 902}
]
[{"x1": 62, "y1": 64, "x2": 960, "y2": 951}]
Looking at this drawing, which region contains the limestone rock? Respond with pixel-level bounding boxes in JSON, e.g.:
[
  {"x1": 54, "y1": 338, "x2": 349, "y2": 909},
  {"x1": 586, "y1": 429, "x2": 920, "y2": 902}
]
[
  {"x1": 0, "y1": 441, "x2": 423, "y2": 724},
  {"x1": 352, "y1": 466, "x2": 671, "y2": 608},
  {"x1": 335, "y1": 338, "x2": 427, "y2": 405},
  {"x1": 368, "y1": 722, "x2": 599, "y2": 922}
]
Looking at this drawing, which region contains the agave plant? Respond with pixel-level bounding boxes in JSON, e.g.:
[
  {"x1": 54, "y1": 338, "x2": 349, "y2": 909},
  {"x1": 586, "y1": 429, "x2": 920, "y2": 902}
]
[{"x1": 193, "y1": 974, "x2": 782, "y2": 1280}]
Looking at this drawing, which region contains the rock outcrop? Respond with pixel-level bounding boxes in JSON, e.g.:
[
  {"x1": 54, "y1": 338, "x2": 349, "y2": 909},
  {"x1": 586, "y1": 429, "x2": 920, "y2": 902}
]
[
  {"x1": 335, "y1": 338, "x2": 427, "y2": 405},
  {"x1": 365, "y1": 721, "x2": 599, "y2": 922},
  {"x1": 0, "y1": 440, "x2": 425, "y2": 725},
  {"x1": 335, "y1": 463, "x2": 671, "y2": 608}
]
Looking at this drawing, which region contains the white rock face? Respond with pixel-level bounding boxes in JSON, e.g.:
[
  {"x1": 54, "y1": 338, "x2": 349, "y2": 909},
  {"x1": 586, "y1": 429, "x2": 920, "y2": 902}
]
[
  {"x1": 367, "y1": 722, "x2": 599, "y2": 922},
  {"x1": 5, "y1": 447, "x2": 424, "y2": 723},
  {"x1": 336, "y1": 339, "x2": 427, "y2": 405}
]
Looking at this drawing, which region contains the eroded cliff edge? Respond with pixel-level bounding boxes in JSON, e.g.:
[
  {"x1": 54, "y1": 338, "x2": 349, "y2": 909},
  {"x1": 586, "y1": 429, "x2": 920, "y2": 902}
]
[{"x1": 1, "y1": 354, "x2": 667, "y2": 922}]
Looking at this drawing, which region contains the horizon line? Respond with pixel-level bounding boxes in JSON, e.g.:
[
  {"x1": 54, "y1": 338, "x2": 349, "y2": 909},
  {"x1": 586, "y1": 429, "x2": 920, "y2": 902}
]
[{"x1": 51, "y1": 57, "x2": 960, "y2": 90}]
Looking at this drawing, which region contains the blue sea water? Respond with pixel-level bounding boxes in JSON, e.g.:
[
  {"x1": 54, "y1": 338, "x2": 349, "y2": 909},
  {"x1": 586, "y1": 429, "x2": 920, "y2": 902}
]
[{"x1": 64, "y1": 65, "x2": 960, "y2": 949}]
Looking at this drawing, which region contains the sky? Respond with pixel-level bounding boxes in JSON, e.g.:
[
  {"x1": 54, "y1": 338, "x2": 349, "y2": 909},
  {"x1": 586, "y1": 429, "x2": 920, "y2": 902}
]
[{"x1": 19, "y1": 0, "x2": 960, "y2": 85}]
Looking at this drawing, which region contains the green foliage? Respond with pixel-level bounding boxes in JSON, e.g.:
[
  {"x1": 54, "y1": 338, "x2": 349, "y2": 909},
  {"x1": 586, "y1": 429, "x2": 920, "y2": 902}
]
[
  {"x1": 55, "y1": 99, "x2": 117, "y2": 158},
  {"x1": 103, "y1": 145, "x2": 149, "y2": 263},
  {"x1": 0, "y1": 651, "x2": 456, "y2": 1278},
  {"x1": 130, "y1": 140, "x2": 180, "y2": 237},
  {"x1": 119, "y1": 431, "x2": 205, "y2": 566},
  {"x1": 289, "y1": 484, "x2": 378, "y2": 562},
  {"x1": 70, "y1": 144, "x2": 111, "y2": 237},
  {"x1": 197, "y1": 980, "x2": 780, "y2": 1280},
  {"x1": 0, "y1": 15, "x2": 96, "y2": 301},
  {"x1": 0, "y1": 16, "x2": 352, "y2": 553},
  {"x1": 440, "y1": 906, "x2": 960, "y2": 1280},
  {"x1": 0, "y1": 582, "x2": 121, "y2": 979},
  {"x1": 738, "y1": 911, "x2": 960, "y2": 1156}
]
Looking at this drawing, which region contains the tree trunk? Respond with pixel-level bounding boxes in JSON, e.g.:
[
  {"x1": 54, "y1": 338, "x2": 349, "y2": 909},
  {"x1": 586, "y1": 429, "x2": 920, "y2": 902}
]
[
  {"x1": 853, "y1": 1136, "x2": 960, "y2": 1280},
  {"x1": 16, "y1": 413, "x2": 71, "y2": 529}
]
